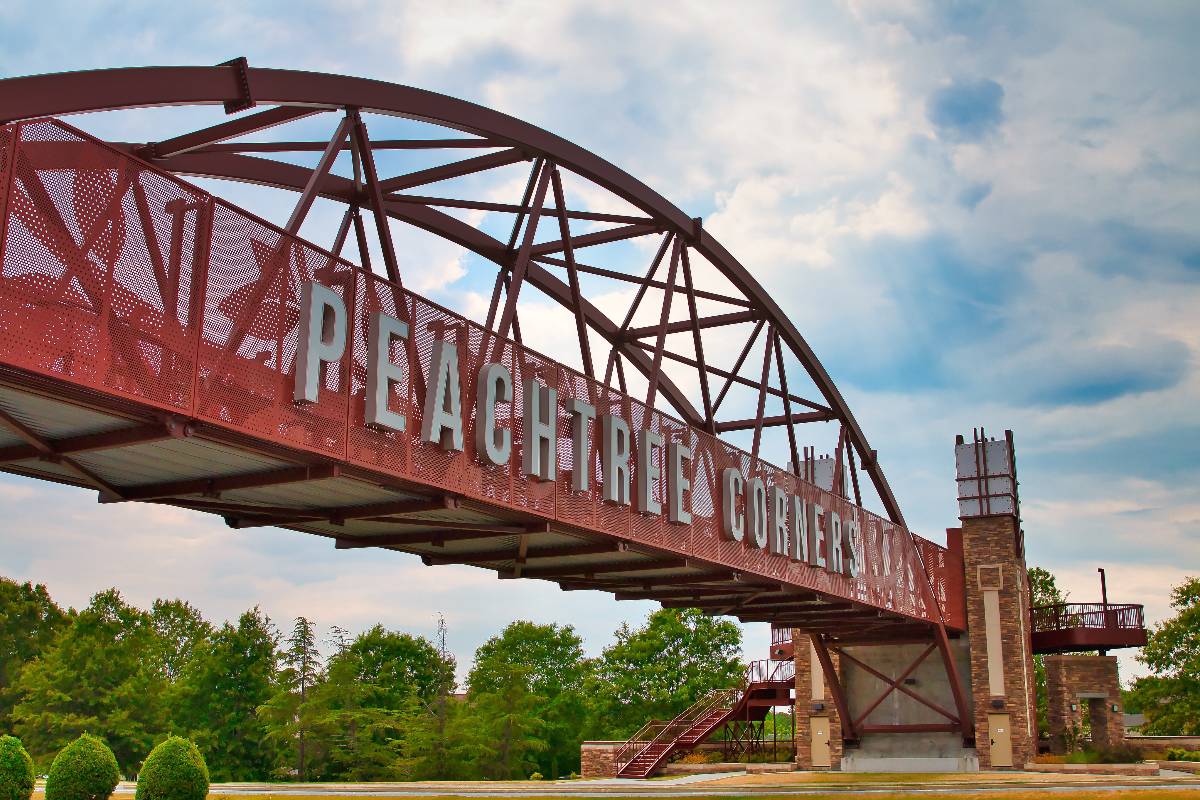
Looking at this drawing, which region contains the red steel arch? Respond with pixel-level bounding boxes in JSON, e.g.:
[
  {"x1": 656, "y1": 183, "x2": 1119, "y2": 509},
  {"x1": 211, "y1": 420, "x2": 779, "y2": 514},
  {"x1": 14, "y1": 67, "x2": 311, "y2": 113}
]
[{"x1": 0, "y1": 64, "x2": 904, "y2": 527}]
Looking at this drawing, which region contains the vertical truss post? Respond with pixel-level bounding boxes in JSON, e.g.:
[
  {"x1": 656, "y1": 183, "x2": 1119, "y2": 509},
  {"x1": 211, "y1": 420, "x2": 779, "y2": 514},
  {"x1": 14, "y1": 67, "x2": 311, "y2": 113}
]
[
  {"x1": 847, "y1": 445, "x2": 863, "y2": 507},
  {"x1": 645, "y1": 236, "x2": 681, "y2": 409},
  {"x1": 832, "y1": 425, "x2": 847, "y2": 498},
  {"x1": 494, "y1": 163, "x2": 552, "y2": 342},
  {"x1": 549, "y1": 164, "x2": 595, "y2": 381},
  {"x1": 348, "y1": 109, "x2": 402, "y2": 286},
  {"x1": 811, "y1": 633, "x2": 857, "y2": 741},
  {"x1": 712, "y1": 319, "x2": 765, "y2": 414},
  {"x1": 934, "y1": 622, "x2": 974, "y2": 742},
  {"x1": 603, "y1": 232, "x2": 673, "y2": 389},
  {"x1": 679, "y1": 246, "x2": 715, "y2": 433},
  {"x1": 486, "y1": 158, "x2": 544, "y2": 333},
  {"x1": 750, "y1": 323, "x2": 774, "y2": 463},
  {"x1": 286, "y1": 115, "x2": 351, "y2": 236},
  {"x1": 772, "y1": 329, "x2": 801, "y2": 475},
  {"x1": 330, "y1": 206, "x2": 354, "y2": 257}
]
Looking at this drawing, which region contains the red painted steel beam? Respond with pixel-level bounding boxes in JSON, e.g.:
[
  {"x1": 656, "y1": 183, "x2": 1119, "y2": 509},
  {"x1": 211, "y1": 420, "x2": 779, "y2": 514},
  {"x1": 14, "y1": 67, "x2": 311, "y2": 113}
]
[
  {"x1": 534, "y1": 255, "x2": 751, "y2": 308},
  {"x1": 844, "y1": 643, "x2": 942, "y2": 729},
  {"x1": 623, "y1": 309, "x2": 758, "y2": 340},
  {"x1": 714, "y1": 412, "x2": 836, "y2": 433},
  {"x1": 626, "y1": 339, "x2": 833, "y2": 415},
  {"x1": 421, "y1": 540, "x2": 619, "y2": 565},
  {"x1": 227, "y1": 494, "x2": 458, "y2": 528},
  {"x1": 285, "y1": 115, "x2": 351, "y2": 235},
  {"x1": 933, "y1": 621, "x2": 974, "y2": 741},
  {"x1": 528, "y1": 222, "x2": 659, "y2": 257},
  {"x1": 377, "y1": 148, "x2": 526, "y2": 193},
  {"x1": 811, "y1": 634, "x2": 857, "y2": 740},
  {"x1": 141, "y1": 106, "x2": 324, "y2": 159},
  {"x1": 0, "y1": 420, "x2": 193, "y2": 464},
  {"x1": 194, "y1": 138, "x2": 498, "y2": 153},
  {"x1": 515, "y1": 558, "x2": 687, "y2": 579},
  {"x1": 390, "y1": 194, "x2": 653, "y2": 226},
  {"x1": 334, "y1": 529, "x2": 526, "y2": 549},
  {"x1": 0, "y1": 406, "x2": 127, "y2": 500}
]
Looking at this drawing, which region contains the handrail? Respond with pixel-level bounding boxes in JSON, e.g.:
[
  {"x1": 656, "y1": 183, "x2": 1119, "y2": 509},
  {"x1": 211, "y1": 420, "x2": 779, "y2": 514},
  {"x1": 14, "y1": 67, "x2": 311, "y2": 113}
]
[
  {"x1": 771, "y1": 625, "x2": 792, "y2": 645},
  {"x1": 1030, "y1": 603, "x2": 1144, "y2": 633},
  {"x1": 614, "y1": 659, "x2": 796, "y2": 774}
]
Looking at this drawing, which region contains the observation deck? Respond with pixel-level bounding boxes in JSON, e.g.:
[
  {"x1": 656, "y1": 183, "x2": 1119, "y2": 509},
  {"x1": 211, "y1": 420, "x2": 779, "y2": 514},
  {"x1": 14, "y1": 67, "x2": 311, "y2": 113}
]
[{"x1": 1030, "y1": 603, "x2": 1147, "y2": 654}]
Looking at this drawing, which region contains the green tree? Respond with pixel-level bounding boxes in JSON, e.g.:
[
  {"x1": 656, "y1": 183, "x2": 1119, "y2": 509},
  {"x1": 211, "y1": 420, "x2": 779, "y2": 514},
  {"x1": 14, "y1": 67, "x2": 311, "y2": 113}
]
[
  {"x1": 1028, "y1": 565, "x2": 1068, "y2": 736},
  {"x1": 1129, "y1": 576, "x2": 1200, "y2": 734},
  {"x1": 148, "y1": 600, "x2": 212, "y2": 683},
  {"x1": 0, "y1": 578, "x2": 68, "y2": 728},
  {"x1": 134, "y1": 736, "x2": 208, "y2": 800},
  {"x1": 172, "y1": 608, "x2": 278, "y2": 781},
  {"x1": 467, "y1": 621, "x2": 591, "y2": 778},
  {"x1": 469, "y1": 664, "x2": 545, "y2": 780},
  {"x1": 260, "y1": 617, "x2": 323, "y2": 779},
  {"x1": 343, "y1": 625, "x2": 454, "y2": 706},
  {"x1": 287, "y1": 624, "x2": 452, "y2": 781},
  {"x1": 12, "y1": 590, "x2": 163, "y2": 773},
  {"x1": 587, "y1": 608, "x2": 742, "y2": 738},
  {"x1": 297, "y1": 649, "x2": 406, "y2": 780},
  {"x1": 0, "y1": 734, "x2": 34, "y2": 800}
]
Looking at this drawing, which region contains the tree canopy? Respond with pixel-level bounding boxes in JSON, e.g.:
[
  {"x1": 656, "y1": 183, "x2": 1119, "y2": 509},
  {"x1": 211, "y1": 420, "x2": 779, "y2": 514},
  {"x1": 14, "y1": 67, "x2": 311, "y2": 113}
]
[
  {"x1": 587, "y1": 608, "x2": 743, "y2": 738},
  {"x1": 1129, "y1": 576, "x2": 1200, "y2": 735},
  {"x1": 0, "y1": 577, "x2": 749, "y2": 781}
]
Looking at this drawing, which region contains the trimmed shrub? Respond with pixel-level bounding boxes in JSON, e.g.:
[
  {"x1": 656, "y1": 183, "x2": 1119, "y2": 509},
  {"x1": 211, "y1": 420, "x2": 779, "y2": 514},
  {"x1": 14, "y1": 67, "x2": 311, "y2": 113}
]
[
  {"x1": 0, "y1": 736, "x2": 35, "y2": 800},
  {"x1": 45, "y1": 735, "x2": 120, "y2": 800},
  {"x1": 134, "y1": 737, "x2": 208, "y2": 800}
]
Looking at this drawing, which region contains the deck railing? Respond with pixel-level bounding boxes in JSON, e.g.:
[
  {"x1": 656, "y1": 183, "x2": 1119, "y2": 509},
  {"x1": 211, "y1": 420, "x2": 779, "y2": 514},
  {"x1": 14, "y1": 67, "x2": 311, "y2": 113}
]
[{"x1": 1031, "y1": 603, "x2": 1144, "y2": 633}]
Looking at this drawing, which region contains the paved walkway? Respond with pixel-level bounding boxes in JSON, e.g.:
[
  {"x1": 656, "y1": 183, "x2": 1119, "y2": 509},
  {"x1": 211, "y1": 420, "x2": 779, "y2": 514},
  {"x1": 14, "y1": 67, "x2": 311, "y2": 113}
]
[{"x1": 92, "y1": 770, "x2": 1200, "y2": 797}]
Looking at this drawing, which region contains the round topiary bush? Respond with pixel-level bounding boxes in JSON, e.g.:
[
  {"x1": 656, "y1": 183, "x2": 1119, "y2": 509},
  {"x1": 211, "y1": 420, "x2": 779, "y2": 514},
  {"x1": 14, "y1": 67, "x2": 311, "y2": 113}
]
[
  {"x1": 0, "y1": 735, "x2": 35, "y2": 800},
  {"x1": 44, "y1": 734, "x2": 119, "y2": 800},
  {"x1": 134, "y1": 737, "x2": 207, "y2": 800}
]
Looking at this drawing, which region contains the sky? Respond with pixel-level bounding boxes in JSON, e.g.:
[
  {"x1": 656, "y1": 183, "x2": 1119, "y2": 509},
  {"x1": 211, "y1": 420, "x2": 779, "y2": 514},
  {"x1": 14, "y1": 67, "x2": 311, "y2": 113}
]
[{"x1": 0, "y1": 0, "x2": 1197, "y2": 683}]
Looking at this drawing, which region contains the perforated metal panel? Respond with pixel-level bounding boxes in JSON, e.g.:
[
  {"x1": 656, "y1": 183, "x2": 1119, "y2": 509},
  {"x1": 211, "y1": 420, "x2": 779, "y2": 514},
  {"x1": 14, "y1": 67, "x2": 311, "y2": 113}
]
[{"x1": 0, "y1": 120, "x2": 205, "y2": 413}]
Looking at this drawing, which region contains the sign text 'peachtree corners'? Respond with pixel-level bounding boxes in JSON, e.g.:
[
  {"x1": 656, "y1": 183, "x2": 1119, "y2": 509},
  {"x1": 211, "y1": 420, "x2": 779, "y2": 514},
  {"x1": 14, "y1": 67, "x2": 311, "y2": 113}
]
[{"x1": 295, "y1": 282, "x2": 863, "y2": 579}]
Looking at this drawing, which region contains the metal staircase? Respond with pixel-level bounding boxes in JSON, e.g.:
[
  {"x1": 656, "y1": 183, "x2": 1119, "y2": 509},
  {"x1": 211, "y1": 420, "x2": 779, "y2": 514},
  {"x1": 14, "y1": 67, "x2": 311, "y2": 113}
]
[{"x1": 614, "y1": 660, "x2": 795, "y2": 778}]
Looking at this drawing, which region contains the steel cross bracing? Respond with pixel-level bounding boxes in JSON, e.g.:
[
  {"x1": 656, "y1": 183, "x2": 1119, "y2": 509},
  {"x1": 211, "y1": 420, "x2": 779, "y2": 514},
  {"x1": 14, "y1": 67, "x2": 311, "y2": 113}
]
[{"x1": 0, "y1": 66, "x2": 965, "y2": 654}]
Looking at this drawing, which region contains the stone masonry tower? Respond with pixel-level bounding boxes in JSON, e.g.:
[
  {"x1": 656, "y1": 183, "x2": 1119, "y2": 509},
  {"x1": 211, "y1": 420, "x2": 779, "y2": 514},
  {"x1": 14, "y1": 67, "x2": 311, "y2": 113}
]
[{"x1": 956, "y1": 429, "x2": 1038, "y2": 768}]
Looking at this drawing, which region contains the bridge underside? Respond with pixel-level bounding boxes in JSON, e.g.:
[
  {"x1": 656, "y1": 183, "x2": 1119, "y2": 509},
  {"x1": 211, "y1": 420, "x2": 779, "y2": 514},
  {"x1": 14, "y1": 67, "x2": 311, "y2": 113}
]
[{"x1": 0, "y1": 370, "x2": 925, "y2": 635}]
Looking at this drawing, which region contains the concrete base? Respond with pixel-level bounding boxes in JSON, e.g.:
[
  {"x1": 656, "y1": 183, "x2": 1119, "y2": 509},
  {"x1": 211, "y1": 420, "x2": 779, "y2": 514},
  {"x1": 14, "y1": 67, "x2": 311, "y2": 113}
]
[
  {"x1": 840, "y1": 734, "x2": 979, "y2": 773},
  {"x1": 660, "y1": 762, "x2": 795, "y2": 776},
  {"x1": 841, "y1": 754, "x2": 980, "y2": 772}
]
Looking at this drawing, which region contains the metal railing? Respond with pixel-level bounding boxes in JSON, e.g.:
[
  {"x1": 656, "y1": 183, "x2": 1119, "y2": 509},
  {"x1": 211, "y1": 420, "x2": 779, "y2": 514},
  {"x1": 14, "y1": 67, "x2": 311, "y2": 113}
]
[
  {"x1": 1031, "y1": 603, "x2": 1144, "y2": 633},
  {"x1": 615, "y1": 687, "x2": 739, "y2": 774},
  {"x1": 746, "y1": 658, "x2": 796, "y2": 684},
  {"x1": 771, "y1": 625, "x2": 792, "y2": 645},
  {"x1": 614, "y1": 659, "x2": 796, "y2": 775}
]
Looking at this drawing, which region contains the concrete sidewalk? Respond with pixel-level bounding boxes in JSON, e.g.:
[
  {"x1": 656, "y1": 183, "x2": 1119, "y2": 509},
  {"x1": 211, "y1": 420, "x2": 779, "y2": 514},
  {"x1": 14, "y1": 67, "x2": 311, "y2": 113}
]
[{"x1": 81, "y1": 770, "x2": 1200, "y2": 798}]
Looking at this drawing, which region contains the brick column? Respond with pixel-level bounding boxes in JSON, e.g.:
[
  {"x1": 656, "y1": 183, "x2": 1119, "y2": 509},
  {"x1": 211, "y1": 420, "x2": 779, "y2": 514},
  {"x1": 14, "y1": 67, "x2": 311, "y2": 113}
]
[
  {"x1": 794, "y1": 631, "x2": 843, "y2": 770},
  {"x1": 961, "y1": 513, "x2": 1038, "y2": 768},
  {"x1": 580, "y1": 742, "x2": 620, "y2": 778},
  {"x1": 955, "y1": 431, "x2": 1037, "y2": 769},
  {"x1": 1045, "y1": 655, "x2": 1123, "y2": 753}
]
